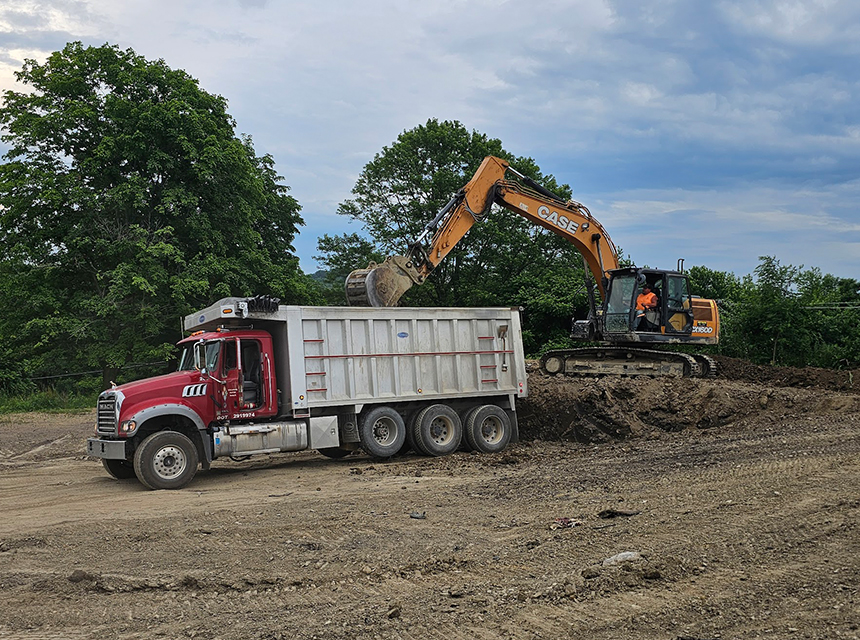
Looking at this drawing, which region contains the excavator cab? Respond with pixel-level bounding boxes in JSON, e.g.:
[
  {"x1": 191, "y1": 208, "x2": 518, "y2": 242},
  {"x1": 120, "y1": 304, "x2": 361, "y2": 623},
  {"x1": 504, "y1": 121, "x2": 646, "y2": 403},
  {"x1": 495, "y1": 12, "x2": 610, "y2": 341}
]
[{"x1": 599, "y1": 268, "x2": 694, "y2": 341}]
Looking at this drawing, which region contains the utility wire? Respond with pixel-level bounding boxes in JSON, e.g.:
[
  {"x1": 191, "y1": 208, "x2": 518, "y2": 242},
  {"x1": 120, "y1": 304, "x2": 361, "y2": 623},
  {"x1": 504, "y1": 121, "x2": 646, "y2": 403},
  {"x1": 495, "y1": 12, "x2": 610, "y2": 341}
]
[
  {"x1": 804, "y1": 303, "x2": 860, "y2": 310},
  {"x1": 28, "y1": 361, "x2": 168, "y2": 381}
]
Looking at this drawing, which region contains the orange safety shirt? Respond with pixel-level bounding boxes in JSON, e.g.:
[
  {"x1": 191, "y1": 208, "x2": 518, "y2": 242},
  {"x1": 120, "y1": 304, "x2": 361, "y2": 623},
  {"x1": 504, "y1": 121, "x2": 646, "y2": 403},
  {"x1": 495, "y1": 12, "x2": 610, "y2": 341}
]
[{"x1": 636, "y1": 291, "x2": 657, "y2": 311}]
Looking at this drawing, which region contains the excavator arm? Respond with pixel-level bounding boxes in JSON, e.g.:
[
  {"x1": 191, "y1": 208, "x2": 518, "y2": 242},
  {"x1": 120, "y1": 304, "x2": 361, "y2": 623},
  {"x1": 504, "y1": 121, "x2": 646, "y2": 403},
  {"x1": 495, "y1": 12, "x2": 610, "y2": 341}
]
[{"x1": 345, "y1": 156, "x2": 620, "y2": 307}]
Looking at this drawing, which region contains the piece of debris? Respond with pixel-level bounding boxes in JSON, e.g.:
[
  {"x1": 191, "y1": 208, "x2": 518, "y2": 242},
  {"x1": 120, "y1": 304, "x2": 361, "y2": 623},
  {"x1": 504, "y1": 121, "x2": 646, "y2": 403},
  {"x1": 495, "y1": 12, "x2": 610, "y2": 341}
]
[
  {"x1": 409, "y1": 511, "x2": 426, "y2": 519},
  {"x1": 68, "y1": 569, "x2": 96, "y2": 583},
  {"x1": 550, "y1": 517, "x2": 584, "y2": 530},
  {"x1": 602, "y1": 551, "x2": 642, "y2": 566},
  {"x1": 387, "y1": 603, "x2": 402, "y2": 619},
  {"x1": 581, "y1": 567, "x2": 601, "y2": 579},
  {"x1": 598, "y1": 508, "x2": 641, "y2": 519}
]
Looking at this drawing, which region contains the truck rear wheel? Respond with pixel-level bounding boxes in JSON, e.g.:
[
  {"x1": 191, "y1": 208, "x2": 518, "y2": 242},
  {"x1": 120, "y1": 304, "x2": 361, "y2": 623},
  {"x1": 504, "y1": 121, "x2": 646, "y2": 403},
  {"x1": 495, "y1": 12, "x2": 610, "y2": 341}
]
[
  {"x1": 464, "y1": 405, "x2": 511, "y2": 454},
  {"x1": 359, "y1": 407, "x2": 406, "y2": 458},
  {"x1": 133, "y1": 431, "x2": 199, "y2": 490},
  {"x1": 102, "y1": 458, "x2": 136, "y2": 480},
  {"x1": 411, "y1": 404, "x2": 462, "y2": 457}
]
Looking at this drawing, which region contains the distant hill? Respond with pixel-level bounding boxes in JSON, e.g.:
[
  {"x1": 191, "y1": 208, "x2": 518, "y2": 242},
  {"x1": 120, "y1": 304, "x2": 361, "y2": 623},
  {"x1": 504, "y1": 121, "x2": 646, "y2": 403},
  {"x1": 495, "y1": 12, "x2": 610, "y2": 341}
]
[{"x1": 308, "y1": 270, "x2": 329, "y2": 282}]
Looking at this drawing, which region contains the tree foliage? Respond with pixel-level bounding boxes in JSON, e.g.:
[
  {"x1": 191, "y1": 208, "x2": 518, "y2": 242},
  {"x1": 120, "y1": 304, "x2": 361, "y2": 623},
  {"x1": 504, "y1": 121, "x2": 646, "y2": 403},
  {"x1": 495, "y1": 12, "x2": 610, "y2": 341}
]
[
  {"x1": 0, "y1": 42, "x2": 317, "y2": 390},
  {"x1": 317, "y1": 118, "x2": 590, "y2": 354},
  {"x1": 692, "y1": 257, "x2": 860, "y2": 368},
  {"x1": 314, "y1": 233, "x2": 386, "y2": 305}
]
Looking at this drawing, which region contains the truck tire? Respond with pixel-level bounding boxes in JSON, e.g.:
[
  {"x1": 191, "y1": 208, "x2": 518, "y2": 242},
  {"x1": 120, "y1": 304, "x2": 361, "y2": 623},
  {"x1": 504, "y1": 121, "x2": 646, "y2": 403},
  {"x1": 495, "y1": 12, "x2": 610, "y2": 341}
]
[
  {"x1": 133, "y1": 431, "x2": 199, "y2": 490},
  {"x1": 359, "y1": 407, "x2": 406, "y2": 458},
  {"x1": 464, "y1": 405, "x2": 511, "y2": 454},
  {"x1": 102, "y1": 458, "x2": 136, "y2": 480},
  {"x1": 411, "y1": 404, "x2": 462, "y2": 457}
]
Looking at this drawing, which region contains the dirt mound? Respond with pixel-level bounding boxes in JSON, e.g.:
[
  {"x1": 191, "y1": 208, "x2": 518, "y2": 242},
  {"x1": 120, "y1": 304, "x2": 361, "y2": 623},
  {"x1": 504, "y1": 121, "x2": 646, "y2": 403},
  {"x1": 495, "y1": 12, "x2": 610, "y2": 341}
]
[
  {"x1": 519, "y1": 372, "x2": 860, "y2": 443},
  {"x1": 714, "y1": 355, "x2": 858, "y2": 393}
]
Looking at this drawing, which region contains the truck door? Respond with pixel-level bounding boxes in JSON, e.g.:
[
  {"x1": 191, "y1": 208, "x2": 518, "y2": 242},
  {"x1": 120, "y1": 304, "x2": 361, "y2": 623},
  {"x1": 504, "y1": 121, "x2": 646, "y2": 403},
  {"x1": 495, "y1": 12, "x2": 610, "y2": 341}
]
[
  {"x1": 221, "y1": 336, "x2": 242, "y2": 417},
  {"x1": 224, "y1": 337, "x2": 276, "y2": 420}
]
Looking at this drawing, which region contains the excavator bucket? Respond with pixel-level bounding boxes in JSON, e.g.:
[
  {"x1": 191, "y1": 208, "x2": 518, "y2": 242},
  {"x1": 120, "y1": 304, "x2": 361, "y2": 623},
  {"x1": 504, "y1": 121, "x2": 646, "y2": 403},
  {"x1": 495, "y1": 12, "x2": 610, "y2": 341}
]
[{"x1": 345, "y1": 255, "x2": 421, "y2": 307}]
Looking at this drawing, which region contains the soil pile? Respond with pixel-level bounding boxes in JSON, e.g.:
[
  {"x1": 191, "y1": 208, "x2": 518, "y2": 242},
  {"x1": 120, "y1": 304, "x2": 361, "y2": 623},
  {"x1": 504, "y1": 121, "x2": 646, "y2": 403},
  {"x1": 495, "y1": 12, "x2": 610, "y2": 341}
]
[
  {"x1": 519, "y1": 370, "x2": 860, "y2": 443},
  {"x1": 713, "y1": 355, "x2": 858, "y2": 392}
]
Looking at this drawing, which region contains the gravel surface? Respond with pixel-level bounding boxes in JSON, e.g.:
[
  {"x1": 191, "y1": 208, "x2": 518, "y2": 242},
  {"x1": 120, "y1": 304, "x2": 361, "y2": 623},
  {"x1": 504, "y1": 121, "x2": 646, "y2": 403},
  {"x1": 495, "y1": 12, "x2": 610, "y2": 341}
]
[{"x1": 0, "y1": 366, "x2": 858, "y2": 639}]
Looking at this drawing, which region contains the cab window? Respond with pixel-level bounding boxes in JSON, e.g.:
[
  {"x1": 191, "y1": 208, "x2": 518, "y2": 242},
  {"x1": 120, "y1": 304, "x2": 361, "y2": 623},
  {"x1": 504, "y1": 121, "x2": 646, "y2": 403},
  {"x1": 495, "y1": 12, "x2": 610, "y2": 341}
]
[
  {"x1": 667, "y1": 276, "x2": 691, "y2": 310},
  {"x1": 178, "y1": 341, "x2": 221, "y2": 372},
  {"x1": 605, "y1": 275, "x2": 637, "y2": 332}
]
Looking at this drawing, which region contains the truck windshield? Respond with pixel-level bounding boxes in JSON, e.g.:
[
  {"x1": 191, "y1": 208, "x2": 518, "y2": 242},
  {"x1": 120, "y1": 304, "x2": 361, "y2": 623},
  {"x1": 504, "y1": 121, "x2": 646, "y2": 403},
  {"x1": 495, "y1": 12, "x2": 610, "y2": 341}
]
[{"x1": 178, "y1": 341, "x2": 221, "y2": 372}]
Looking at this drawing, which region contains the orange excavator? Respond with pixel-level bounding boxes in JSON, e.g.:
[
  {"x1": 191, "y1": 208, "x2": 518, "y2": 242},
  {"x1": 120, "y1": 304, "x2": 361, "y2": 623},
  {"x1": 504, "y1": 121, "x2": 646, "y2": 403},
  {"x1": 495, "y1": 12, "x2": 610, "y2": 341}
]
[{"x1": 345, "y1": 156, "x2": 720, "y2": 377}]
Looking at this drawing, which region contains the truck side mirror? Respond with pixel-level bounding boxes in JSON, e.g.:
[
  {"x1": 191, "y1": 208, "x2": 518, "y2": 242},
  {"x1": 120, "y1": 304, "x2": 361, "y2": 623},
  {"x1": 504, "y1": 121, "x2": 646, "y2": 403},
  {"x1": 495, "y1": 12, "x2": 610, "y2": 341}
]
[{"x1": 194, "y1": 341, "x2": 209, "y2": 378}]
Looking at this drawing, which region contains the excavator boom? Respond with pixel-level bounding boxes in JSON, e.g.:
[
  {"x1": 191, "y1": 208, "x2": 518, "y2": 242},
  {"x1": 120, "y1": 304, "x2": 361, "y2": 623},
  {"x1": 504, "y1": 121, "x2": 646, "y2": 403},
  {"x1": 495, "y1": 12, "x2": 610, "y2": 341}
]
[{"x1": 345, "y1": 156, "x2": 619, "y2": 306}]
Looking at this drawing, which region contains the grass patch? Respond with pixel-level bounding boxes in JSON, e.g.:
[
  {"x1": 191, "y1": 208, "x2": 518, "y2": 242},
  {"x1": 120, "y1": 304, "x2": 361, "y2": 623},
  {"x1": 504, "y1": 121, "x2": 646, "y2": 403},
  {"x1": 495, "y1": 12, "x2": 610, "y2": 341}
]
[{"x1": 0, "y1": 390, "x2": 96, "y2": 415}]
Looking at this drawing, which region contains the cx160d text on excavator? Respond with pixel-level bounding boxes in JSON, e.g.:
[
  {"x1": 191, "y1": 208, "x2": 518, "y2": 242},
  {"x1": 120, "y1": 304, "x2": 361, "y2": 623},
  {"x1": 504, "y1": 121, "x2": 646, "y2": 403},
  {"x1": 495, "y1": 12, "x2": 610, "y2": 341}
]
[{"x1": 345, "y1": 156, "x2": 720, "y2": 378}]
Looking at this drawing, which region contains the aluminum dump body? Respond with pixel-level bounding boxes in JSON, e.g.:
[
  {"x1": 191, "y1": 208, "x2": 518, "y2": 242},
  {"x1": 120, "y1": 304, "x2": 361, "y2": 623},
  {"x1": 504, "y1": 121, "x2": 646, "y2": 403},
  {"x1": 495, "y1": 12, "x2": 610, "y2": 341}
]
[{"x1": 184, "y1": 300, "x2": 527, "y2": 417}]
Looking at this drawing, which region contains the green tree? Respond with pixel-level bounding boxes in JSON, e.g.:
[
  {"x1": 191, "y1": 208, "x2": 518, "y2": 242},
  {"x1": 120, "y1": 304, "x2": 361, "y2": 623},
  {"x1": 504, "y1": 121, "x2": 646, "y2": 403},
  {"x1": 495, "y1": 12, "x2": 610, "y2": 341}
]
[
  {"x1": 314, "y1": 233, "x2": 386, "y2": 305},
  {"x1": 686, "y1": 265, "x2": 743, "y2": 303},
  {"x1": 317, "y1": 118, "x2": 590, "y2": 354},
  {"x1": 735, "y1": 257, "x2": 808, "y2": 365},
  {"x1": 0, "y1": 42, "x2": 317, "y2": 390},
  {"x1": 711, "y1": 257, "x2": 860, "y2": 368},
  {"x1": 796, "y1": 270, "x2": 860, "y2": 368}
]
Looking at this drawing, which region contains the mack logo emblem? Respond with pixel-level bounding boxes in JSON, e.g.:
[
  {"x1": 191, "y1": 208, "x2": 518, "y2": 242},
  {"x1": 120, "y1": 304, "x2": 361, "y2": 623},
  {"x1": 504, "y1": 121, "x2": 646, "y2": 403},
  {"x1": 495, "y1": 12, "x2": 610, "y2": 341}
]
[{"x1": 182, "y1": 384, "x2": 207, "y2": 397}]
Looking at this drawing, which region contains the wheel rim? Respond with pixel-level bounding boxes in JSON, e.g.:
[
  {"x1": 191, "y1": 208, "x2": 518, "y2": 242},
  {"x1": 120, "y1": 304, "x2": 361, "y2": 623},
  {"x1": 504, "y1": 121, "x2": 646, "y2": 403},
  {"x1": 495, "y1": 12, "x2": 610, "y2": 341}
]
[
  {"x1": 372, "y1": 417, "x2": 398, "y2": 446},
  {"x1": 429, "y1": 416, "x2": 454, "y2": 446},
  {"x1": 480, "y1": 416, "x2": 503, "y2": 445},
  {"x1": 152, "y1": 445, "x2": 187, "y2": 480}
]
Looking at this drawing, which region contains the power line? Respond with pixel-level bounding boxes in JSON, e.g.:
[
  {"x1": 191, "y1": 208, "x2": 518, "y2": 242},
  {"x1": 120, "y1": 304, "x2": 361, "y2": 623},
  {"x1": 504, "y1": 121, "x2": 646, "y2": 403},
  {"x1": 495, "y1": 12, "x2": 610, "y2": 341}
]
[
  {"x1": 804, "y1": 303, "x2": 860, "y2": 310},
  {"x1": 28, "y1": 361, "x2": 168, "y2": 381}
]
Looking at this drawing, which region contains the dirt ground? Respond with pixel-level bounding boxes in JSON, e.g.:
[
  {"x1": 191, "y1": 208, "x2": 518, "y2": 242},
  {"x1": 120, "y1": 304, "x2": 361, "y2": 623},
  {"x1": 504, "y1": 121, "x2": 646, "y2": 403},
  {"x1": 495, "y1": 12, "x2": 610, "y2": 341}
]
[{"x1": 1, "y1": 357, "x2": 858, "y2": 640}]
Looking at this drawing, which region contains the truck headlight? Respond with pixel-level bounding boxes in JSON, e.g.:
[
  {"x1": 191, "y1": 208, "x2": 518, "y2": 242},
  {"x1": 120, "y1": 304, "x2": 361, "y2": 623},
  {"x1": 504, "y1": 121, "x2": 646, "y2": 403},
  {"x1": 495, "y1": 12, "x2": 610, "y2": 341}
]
[{"x1": 120, "y1": 420, "x2": 137, "y2": 434}]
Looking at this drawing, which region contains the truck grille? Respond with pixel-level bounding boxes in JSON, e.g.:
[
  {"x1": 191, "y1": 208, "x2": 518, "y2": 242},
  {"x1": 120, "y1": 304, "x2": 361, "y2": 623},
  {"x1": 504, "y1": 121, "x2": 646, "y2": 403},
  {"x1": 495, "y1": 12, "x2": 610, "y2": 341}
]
[{"x1": 97, "y1": 396, "x2": 117, "y2": 435}]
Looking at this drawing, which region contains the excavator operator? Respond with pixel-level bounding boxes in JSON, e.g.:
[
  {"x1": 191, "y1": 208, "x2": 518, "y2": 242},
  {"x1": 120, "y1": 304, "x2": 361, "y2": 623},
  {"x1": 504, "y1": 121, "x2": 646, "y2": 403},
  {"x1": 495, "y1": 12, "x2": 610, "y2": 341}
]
[{"x1": 635, "y1": 283, "x2": 659, "y2": 331}]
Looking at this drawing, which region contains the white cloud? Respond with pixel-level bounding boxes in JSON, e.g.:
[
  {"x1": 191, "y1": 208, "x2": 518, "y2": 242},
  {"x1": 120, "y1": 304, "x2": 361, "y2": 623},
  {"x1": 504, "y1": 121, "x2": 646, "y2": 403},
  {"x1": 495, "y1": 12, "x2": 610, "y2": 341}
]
[
  {"x1": 0, "y1": 0, "x2": 857, "y2": 278},
  {"x1": 593, "y1": 180, "x2": 860, "y2": 276}
]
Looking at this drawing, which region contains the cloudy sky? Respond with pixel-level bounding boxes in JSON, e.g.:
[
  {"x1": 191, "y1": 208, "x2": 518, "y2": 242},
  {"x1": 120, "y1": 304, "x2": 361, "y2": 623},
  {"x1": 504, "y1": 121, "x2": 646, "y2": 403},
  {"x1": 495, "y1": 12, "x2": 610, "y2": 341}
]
[{"x1": 1, "y1": 0, "x2": 858, "y2": 279}]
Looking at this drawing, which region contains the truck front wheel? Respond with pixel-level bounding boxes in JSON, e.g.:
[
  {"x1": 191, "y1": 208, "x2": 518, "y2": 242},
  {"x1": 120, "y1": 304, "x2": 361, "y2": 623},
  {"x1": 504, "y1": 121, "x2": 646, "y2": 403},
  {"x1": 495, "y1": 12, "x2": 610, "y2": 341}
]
[{"x1": 133, "y1": 431, "x2": 199, "y2": 490}]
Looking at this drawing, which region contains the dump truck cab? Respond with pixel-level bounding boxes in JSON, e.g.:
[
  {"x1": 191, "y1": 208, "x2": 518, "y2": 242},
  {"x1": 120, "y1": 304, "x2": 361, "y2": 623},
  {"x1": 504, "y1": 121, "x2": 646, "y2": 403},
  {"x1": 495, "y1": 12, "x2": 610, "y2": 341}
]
[{"x1": 178, "y1": 329, "x2": 279, "y2": 422}]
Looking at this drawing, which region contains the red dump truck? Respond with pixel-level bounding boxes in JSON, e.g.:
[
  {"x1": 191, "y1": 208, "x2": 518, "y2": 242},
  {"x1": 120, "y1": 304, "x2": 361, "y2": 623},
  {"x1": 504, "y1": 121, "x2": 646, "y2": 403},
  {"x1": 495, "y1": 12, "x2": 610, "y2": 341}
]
[{"x1": 86, "y1": 297, "x2": 528, "y2": 489}]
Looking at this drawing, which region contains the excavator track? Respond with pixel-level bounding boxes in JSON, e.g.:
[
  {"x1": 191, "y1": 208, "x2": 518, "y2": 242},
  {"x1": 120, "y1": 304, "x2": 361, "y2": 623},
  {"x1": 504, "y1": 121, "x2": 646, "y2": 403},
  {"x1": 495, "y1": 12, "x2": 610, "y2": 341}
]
[
  {"x1": 539, "y1": 347, "x2": 712, "y2": 378},
  {"x1": 692, "y1": 354, "x2": 718, "y2": 378}
]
